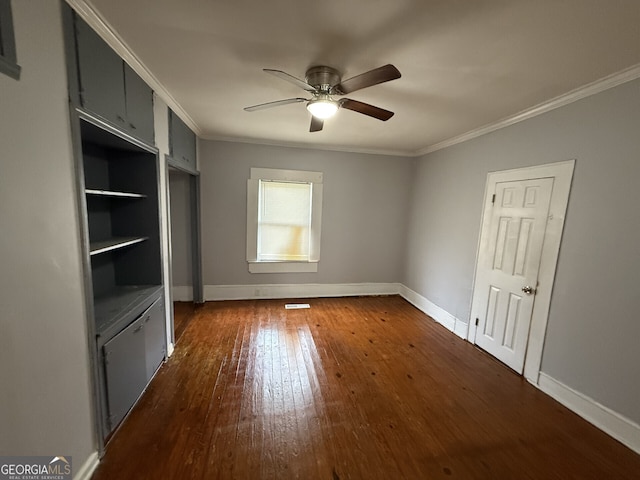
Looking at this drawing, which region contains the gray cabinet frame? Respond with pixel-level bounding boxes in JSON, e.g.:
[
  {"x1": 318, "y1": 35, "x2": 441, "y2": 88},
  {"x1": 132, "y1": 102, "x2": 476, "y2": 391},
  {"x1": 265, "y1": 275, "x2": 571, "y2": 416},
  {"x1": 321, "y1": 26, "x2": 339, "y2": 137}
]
[
  {"x1": 0, "y1": 0, "x2": 21, "y2": 79},
  {"x1": 166, "y1": 159, "x2": 204, "y2": 309}
]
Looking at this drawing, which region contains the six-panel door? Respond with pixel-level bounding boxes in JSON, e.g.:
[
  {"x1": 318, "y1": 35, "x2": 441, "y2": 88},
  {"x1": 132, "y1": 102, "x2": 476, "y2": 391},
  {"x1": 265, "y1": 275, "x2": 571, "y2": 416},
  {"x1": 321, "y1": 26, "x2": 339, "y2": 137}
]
[{"x1": 474, "y1": 177, "x2": 553, "y2": 373}]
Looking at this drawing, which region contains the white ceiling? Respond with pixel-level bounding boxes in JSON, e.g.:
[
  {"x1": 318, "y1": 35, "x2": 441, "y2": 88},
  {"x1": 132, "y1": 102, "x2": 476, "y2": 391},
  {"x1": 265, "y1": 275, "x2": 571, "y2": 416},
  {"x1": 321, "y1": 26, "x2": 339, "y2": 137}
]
[{"x1": 80, "y1": 0, "x2": 640, "y2": 156}]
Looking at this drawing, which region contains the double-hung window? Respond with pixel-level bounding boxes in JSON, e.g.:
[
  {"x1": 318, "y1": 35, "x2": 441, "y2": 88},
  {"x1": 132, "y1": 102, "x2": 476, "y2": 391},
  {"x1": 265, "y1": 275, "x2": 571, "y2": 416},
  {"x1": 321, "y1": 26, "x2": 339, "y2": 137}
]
[{"x1": 247, "y1": 168, "x2": 323, "y2": 273}]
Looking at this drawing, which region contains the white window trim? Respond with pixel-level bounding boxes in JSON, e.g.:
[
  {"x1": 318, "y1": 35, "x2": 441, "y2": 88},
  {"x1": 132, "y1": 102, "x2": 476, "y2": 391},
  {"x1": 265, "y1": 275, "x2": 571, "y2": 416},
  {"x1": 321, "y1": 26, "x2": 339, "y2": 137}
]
[{"x1": 247, "y1": 168, "x2": 323, "y2": 274}]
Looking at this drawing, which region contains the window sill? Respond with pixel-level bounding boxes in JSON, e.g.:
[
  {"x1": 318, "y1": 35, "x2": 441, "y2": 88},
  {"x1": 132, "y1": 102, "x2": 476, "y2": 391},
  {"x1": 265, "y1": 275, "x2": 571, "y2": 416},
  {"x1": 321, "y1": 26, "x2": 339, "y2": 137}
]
[{"x1": 248, "y1": 261, "x2": 318, "y2": 274}]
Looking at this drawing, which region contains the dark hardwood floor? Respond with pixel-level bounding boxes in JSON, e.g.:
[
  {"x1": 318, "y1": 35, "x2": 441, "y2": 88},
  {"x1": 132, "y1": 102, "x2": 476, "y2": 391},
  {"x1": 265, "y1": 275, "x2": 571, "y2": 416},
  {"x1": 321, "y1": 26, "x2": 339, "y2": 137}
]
[
  {"x1": 173, "y1": 301, "x2": 198, "y2": 343},
  {"x1": 92, "y1": 296, "x2": 640, "y2": 479}
]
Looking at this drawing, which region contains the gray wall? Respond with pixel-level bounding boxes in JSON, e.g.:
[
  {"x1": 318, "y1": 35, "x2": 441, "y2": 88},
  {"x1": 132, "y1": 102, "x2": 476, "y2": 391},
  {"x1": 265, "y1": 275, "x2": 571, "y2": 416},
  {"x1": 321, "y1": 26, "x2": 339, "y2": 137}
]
[
  {"x1": 199, "y1": 141, "x2": 414, "y2": 286},
  {"x1": 0, "y1": 0, "x2": 95, "y2": 463},
  {"x1": 169, "y1": 170, "x2": 193, "y2": 287},
  {"x1": 404, "y1": 78, "x2": 640, "y2": 425}
]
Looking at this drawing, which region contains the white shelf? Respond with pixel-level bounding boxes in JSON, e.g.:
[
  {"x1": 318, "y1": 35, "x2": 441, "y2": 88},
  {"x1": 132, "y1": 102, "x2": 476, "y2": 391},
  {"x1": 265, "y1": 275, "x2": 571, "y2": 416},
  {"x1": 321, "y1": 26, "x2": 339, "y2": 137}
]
[
  {"x1": 86, "y1": 188, "x2": 146, "y2": 199},
  {"x1": 89, "y1": 236, "x2": 148, "y2": 256}
]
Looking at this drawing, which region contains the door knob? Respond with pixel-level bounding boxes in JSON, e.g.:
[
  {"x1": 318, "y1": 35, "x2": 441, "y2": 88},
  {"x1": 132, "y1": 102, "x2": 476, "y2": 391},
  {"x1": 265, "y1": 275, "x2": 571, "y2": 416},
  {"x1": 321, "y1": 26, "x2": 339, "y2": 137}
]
[{"x1": 522, "y1": 285, "x2": 535, "y2": 295}]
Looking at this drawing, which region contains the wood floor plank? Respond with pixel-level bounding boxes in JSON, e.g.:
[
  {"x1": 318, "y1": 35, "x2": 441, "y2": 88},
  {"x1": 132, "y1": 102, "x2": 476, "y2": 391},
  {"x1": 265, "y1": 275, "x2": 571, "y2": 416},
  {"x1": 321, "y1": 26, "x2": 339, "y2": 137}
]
[
  {"x1": 173, "y1": 301, "x2": 197, "y2": 343},
  {"x1": 92, "y1": 296, "x2": 640, "y2": 479}
]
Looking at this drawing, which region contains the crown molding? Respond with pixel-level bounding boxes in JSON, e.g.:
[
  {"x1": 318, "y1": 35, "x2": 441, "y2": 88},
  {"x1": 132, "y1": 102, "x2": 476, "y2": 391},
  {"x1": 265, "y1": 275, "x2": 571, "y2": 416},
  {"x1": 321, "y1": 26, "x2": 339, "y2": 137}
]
[
  {"x1": 64, "y1": 0, "x2": 201, "y2": 136},
  {"x1": 415, "y1": 63, "x2": 640, "y2": 157},
  {"x1": 200, "y1": 133, "x2": 416, "y2": 157}
]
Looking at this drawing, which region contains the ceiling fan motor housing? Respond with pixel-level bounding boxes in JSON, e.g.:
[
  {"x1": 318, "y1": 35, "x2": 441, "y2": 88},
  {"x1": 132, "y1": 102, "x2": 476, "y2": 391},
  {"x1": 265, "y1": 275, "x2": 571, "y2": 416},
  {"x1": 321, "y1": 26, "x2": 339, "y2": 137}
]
[{"x1": 305, "y1": 66, "x2": 341, "y2": 93}]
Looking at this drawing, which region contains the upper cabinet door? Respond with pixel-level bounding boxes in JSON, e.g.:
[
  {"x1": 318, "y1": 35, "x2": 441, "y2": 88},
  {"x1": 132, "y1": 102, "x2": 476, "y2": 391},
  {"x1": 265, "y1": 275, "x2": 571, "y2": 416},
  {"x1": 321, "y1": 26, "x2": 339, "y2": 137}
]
[
  {"x1": 73, "y1": 14, "x2": 154, "y2": 145},
  {"x1": 75, "y1": 18, "x2": 127, "y2": 129},
  {"x1": 169, "y1": 110, "x2": 197, "y2": 172},
  {"x1": 124, "y1": 64, "x2": 154, "y2": 144}
]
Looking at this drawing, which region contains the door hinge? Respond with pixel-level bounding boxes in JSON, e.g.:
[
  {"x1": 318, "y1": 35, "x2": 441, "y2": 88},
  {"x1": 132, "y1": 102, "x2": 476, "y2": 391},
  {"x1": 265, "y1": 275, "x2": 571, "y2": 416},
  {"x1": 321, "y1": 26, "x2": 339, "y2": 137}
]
[
  {"x1": 491, "y1": 194, "x2": 496, "y2": 204},
  {"x1": 475, "y1": 317, "x2": 479, "y2": 326}
]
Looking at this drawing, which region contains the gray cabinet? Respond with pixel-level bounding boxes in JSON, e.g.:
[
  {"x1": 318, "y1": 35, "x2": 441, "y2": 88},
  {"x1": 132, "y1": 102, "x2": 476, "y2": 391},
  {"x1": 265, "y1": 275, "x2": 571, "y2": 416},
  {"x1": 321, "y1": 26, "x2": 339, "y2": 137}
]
[
  {"x1": 0, "y1": 0, "x2": 21, "y2": 80},
  {"x1": 63, "y1": 4, "x2": 166, "y2": 448},
  {"x1": 124, "y1": 64, "x2": 155, "y2": 143},
  {"x1": 103, "y1": 311, "x2": 147, "y2": 431},
  {"x1": 81, "y1": 119, "x2": 166, "y2": 439},
  {"x1": 82, "y1": 120, "x2": 162, "y2": 323},
  {"x1": 103, "y1": 296, "x2": 165, "y2": 430},
  {"x1": 74, "y1": 15, "x2": 154, "y2": 144},
  {"x1": 169, "y1": 109, "x2": 197, "y2": 172}
]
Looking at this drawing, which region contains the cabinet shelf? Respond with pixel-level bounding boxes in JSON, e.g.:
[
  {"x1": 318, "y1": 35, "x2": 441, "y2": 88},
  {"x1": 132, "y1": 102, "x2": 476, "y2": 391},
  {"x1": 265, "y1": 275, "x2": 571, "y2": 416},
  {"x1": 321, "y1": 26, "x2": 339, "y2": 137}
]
[
  {"x1": 86, "y1": 188, "x2": 146, "y2": 199},
  {"x1": 94, "y1": 285, "x2": 163, "y2": 338},
  {"x1": 90, "y1": 236, "x2": 148, "y2": 256}
]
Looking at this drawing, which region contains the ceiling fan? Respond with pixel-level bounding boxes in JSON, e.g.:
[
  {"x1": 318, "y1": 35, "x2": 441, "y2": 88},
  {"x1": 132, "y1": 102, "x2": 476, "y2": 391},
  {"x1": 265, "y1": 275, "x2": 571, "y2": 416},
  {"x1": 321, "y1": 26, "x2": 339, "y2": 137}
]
[{"x1": 244, "y1": 64, "x2": 401, "y2": 132}]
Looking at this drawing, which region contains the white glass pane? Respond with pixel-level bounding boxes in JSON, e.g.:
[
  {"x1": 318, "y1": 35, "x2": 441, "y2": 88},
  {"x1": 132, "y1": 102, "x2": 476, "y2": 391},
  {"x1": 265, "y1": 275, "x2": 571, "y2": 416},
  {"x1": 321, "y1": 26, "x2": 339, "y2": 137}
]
[
  {"x1": 260, "y1": 181, "x2": 310, "y2": 225},
  {"x1": 258, "y1": 181, "x2": 311, "y2": 260}
]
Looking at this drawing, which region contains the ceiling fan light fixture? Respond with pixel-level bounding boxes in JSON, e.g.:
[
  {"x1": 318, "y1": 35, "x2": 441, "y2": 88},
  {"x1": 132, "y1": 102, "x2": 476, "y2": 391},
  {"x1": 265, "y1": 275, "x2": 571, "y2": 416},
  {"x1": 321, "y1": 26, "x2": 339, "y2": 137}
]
[
  {"x1": 245, "y1": 64, "x2": 401, "y2": 132},
  {"x1": 306, "y1": 97, "x2": 338, "y2": 119}
]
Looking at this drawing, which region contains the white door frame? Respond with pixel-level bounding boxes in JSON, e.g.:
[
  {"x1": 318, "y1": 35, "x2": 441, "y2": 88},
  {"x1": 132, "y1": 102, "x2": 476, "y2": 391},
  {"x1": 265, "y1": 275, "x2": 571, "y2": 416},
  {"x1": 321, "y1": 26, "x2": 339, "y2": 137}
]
[{"x1": 467, "y1": 159, "x2": 575, "y2": 384}]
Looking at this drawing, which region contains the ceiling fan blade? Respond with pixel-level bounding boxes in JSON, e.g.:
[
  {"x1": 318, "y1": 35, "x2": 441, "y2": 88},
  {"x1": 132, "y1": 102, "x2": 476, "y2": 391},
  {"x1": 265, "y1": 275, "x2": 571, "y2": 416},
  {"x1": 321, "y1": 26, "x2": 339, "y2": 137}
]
[
  {"x1": 244, "y1": 98, "x2": 307, "y2": 112},
  {"x1": 339, "y1": 98, "x2": 394, "y2": 121},
  {"x1": 310, "y1": 116, "x2": 324, "y2": 132},
  {"x1": 333, "y1": 64, "x2": 401, "y2": 95},
  {"x1": 264, "y1": 69, "x2": 317, "y2": 92}
]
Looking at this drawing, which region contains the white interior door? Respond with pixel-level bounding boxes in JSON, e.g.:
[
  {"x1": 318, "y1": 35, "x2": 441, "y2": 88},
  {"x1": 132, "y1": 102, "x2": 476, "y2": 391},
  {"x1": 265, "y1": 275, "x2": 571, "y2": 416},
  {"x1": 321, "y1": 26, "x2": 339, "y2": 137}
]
[{"x1": 472, "y1": 177, "x2": 554, "y2": 373}]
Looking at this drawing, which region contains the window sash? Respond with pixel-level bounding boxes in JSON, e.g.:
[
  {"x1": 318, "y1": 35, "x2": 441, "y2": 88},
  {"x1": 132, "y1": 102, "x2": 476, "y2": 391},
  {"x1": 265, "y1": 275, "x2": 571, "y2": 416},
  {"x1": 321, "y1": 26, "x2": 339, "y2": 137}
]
[
  {"x1": 257, "y1": 180, "x2": 312, "y2": 261},
  {"x1": 247, "y1": 168, "x2": 323, "y2": 273}
]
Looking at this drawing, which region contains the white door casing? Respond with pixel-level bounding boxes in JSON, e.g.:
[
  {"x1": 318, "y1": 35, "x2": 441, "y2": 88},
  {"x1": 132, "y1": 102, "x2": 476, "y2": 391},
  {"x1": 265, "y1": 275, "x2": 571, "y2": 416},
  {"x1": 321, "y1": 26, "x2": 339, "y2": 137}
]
[{"x1": 468, "y1": 160, "x2": 575, "y2": 383}]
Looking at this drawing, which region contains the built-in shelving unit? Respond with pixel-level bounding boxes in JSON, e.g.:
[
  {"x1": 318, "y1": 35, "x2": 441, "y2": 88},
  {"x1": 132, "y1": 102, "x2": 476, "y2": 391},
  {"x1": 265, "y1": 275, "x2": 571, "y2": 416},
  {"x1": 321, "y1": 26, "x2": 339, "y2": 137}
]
[
  {"x1": 79, "y1": 117, "x2": 165, "y2": 438},
  {"x1": 81, "y1": 117, "x2": 162, "y2": 324},
  {"x1": 63, "y1": 5, "x2": 167, "y2": 447}
]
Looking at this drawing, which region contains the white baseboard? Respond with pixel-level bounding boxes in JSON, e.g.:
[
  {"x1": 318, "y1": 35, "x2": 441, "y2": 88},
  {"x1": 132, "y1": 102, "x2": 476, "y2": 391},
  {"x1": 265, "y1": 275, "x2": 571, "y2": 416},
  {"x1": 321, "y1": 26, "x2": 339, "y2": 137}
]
[
  {"x1": 399, "y1": 285, "x2": 469, "y2": 339},
  {"x1": 204, "y1": 282, "x2": 401, "y2": 301},
  {"x1": 172, "y1": 286, "x2": 193, "y2": 302},
  {"x1": 453, "y1": 319, "x2": 469, "y2": 339},
  {"x1": 73, "y1": 451, "x2": 99, "y2": 480},
  {"x1": 537, "y1": 372, "x2": 640, "y2": 454}
]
